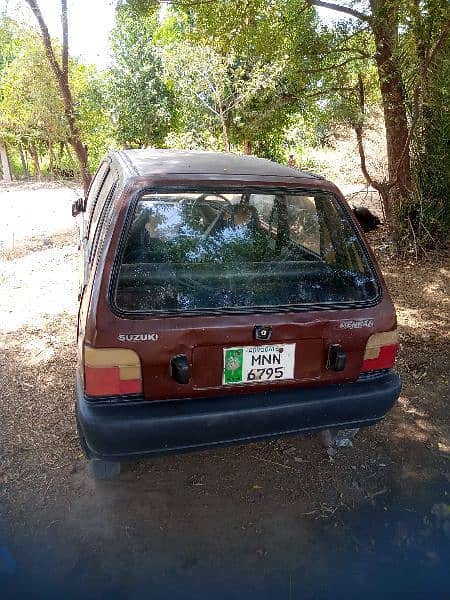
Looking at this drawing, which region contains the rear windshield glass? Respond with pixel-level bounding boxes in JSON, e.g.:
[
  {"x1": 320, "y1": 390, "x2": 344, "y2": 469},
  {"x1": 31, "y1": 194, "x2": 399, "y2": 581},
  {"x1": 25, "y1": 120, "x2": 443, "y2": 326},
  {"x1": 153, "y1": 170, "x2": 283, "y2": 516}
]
[{"x1": 114, "y1": 191, "x2": 378, "y2": 313}]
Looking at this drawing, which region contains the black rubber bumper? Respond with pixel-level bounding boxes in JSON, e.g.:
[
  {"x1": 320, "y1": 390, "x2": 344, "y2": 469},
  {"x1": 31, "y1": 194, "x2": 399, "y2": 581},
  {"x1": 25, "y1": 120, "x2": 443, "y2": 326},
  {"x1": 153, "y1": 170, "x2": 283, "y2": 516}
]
[{"x1": 76, "y1": 370, "x2": 401, "y2": 461}]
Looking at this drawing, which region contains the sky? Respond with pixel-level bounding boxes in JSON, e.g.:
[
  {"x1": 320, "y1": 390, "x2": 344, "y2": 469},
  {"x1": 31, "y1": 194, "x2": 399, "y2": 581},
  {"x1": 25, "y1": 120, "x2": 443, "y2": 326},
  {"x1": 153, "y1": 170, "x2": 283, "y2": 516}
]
[
  {"x1": 3, "y1": 0, "x2": 118, "y2": 68},
  {"x1": 2, "y1": 0, "x2": 343, "y2": 69}
]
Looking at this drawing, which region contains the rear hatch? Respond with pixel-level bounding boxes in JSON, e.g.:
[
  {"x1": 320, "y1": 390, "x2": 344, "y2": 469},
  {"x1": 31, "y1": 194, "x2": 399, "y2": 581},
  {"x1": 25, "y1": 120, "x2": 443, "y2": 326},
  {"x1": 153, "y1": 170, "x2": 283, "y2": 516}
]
[{"x1": 93, "y1": 188, "x2": 395, "y2": 401}]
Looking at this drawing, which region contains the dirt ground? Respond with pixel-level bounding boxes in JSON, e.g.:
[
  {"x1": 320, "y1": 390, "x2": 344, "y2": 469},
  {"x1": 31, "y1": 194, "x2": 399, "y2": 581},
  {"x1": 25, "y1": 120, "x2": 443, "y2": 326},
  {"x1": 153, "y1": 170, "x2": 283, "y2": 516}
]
[{"x1": 0, "y1": 182, "x2": 449, "y2": 599}]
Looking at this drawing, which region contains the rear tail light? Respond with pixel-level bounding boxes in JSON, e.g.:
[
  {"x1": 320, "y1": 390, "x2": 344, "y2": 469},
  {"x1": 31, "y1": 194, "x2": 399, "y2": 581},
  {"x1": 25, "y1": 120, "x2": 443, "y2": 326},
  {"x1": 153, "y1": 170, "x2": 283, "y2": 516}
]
[
  {"x1": 361, "y1": 329, "x2": 399, "y2": 372},
  {"x1": 84, "y1": 346, "x2": 142, "y2": 397}
]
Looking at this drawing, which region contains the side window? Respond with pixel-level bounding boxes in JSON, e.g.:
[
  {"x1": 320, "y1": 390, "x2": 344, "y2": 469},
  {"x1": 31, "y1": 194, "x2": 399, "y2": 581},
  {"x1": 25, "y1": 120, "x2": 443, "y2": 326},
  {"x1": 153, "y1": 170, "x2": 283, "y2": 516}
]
[
  {"x1": 85, "y1": 161, "x2": 110, "y2": 225},
  {"x1": 89, "y1": 172, "x2": 119, "y2": 262}
]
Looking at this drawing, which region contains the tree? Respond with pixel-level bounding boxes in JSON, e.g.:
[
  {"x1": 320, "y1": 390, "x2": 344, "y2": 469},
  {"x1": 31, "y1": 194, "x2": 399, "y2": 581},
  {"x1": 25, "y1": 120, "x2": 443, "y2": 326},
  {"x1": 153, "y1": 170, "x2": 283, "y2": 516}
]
[
  {"x1": 0, "y1": 30, "x2": 67, "y2": 175},
  {"x1": 112, "y1": 0, "x2": 450, "y2": 251},
  {"x1": 304, "y1": 0, "x2": 450, "y2": 240},
  {"x1": 73, "y1": 64, "x2": 115, "y2": 170},
  {"x1": 397, "y1": 0, "x2": 450, "y2": 250},
  {"x1": 164, "y1": 42, "x2": 284, "y2": 152},
  {"x1": 0, "y1": 17, "x2": 18, "y2": 180},
  {"x1": 25, "y1": 0, "x2": 91, "y2": 192},
  {"x1": 0, "y1": 19, "x2": 113, "y2": 179},
  {"x1": 108, "y1": 6, "x2": 175, "y2": 148},
  {"x1": 175, "y1": 0, "x2": 450, "y2": 248},
  {"x1": 185, "y1": 1, "x2": 323, "y2": 154},
  {"x1": 0, "y1": 140, "x2": 12, "y2": 181},
  {"x1": 299, "y1": 25, "x2": 388, "y2": 202}
]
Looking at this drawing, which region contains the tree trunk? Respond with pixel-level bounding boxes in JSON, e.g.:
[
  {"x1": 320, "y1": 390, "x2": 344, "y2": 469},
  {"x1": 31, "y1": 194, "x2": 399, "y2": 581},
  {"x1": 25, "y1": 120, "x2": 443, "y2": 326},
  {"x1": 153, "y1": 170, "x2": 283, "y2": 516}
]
[
  {"x1": 53, "y1": 59, "x2": 91, "y2": 187},
  {"x1": 243, "y1": 140, "x2": 253, "y2": 154},
  {"x1": 307, "y1": 0, "x2": 447, "y2": 250},
  {"x1": 354, "y1": 124, "x2": 389, "y2": 219},
  {"x1": 352, "y1": 73, "x2": 389, "y2": 218},
  {"x1": 48, "y1": 140, "x2": 55, "y2": 177},
  {"x1": 25, "y1": 0, "x2": 91, "y2": 194},
  {"x1": 64, "y1": 141, "x2": 75, "y2": 173},
  {"x1": 29, "y1": 143, "x2": 42, "y2": 179},
  {"x1": 369, "y1": 1, "x2": 412, "y2": 199},
  {"x1": 218, "y1": 104, "x2": 230, "y2": 152},
  {"x1": 19, "y1": 144, "x2": 29, "y2": 178},
  {"x1": 369, "y1": 0, "x2": 412, "y2": 243},
  {"x1": 0, "y1": 141, "x2": 12, "y2": 182}
]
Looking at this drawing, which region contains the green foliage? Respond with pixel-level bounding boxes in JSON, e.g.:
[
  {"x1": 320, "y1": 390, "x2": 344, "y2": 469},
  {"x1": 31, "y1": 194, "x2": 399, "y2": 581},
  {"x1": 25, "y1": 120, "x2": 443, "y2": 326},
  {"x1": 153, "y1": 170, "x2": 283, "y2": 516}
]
[
  {"x1": 72, "y1": 64, "x2": 115, "y2": 169},
  {"x1": 400, "y1": 45, "x2": 450, "y2": 252},
  {"x1": 165, "y1": 129, "x2": 222, "y2": 152},
  {"x1": 0, "y1": 17, "x2": 21, "y2": 75},
  {"x1": 0, "y1": 29, "x2": 66, "y2": 145},
  {"x1": 0, "y1": 16, "x2": 116, "y2": 177},
  {"x1": 394, "y1": 0, "x2": 450, "y2": 252},
  {"x1": 163, "y1": 41, "x2": 286, "y2": 150},
  {"x1": 0, "y1": 0, "x2": 448, "y2": 258},
  {"x1": 107, "y1": 6, "x2": 176, "y2": 147},
  {"x1": 6, "y1": 146, "x2": 26, "y2": 178},
  {"x1": 175, "y1": 0, "x2": 321, "y2": 153}
]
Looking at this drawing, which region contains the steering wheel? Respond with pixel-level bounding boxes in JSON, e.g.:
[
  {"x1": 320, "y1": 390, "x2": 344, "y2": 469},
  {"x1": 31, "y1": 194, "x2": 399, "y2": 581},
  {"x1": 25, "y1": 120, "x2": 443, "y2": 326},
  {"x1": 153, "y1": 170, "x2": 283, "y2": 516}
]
[
  {"x1": 190, "y1": 194, "x2": 234, "y2": 234},
  {"x1": 194, "y1": 193, "x2": 233, "y2": 212}
]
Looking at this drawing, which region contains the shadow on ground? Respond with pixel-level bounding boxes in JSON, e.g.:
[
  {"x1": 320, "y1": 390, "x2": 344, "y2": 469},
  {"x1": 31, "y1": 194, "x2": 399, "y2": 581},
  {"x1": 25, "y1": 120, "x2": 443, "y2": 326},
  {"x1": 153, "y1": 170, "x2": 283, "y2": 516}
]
[{"x1": 1, "y1": 309, "x2": 449, "y2": 599}]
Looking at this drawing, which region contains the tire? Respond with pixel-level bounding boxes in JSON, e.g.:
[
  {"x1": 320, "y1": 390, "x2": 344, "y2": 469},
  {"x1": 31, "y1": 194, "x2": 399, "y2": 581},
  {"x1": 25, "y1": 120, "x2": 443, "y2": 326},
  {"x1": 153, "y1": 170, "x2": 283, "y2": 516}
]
[
  {"x1": 89, "y1": 458, "x2": 121, "y2": 480},
  {"x1": 76, "y1": 416, "x2": 92, "y2": 458}
]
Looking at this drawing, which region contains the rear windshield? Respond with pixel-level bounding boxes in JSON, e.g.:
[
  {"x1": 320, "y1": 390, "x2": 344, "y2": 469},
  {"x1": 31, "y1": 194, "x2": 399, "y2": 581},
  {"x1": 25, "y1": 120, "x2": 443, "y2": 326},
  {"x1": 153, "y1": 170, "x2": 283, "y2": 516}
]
[{"x1": 113, "y1": 191, "x2": 379, "y2": 313}]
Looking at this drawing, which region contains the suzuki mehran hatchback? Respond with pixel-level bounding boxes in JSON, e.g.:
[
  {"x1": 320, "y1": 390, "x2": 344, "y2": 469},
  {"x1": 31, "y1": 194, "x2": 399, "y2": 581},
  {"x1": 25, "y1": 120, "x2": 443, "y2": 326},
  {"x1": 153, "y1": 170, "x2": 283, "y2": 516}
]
[{"x1": 74, "y1": 149, "x2": 401, "y2": 478}]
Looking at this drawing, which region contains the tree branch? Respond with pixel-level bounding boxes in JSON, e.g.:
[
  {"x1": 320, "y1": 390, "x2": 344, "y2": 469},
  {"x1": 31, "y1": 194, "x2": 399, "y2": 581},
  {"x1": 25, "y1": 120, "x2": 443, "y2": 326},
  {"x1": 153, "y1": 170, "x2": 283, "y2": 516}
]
[
  {"x1": 394, "y1": 14, "x2": 450, "y2": 180},
  {"x1": 424, "y1": 14, "x2": 450, "y2": 68},
  {"x1": 61, "y1": 0, "x2": 69, "y2": 83},
  {"x1": 331, "y1": 46, "x2": 372, "y2": 58},
  {"x1": 281, "y1": 86, "x2": 355, "y2": 102},
  {"x1": 357, "y1": 71, "x2": 365, "y2": 115},
  {"x1": 193, "y1": 90, "x2": 220, "y2": 116},
  {"x1": 354, "y1": 73, "x2": 377, "y2": 189},
  {"x1": 305, "y1": 0, "x2": 370, "y2": 23},
  {"x1": 304, "y1": 54, "x2": 368, "y2": 74},
  {"x1": 145, "y1": 0, "x2": 222, "y2": 7},
  {"x1": 25, "y1": 0, "x2": 91, "y2": 192},
  {"x1": 351, "y1": 72, "x2": 391, "y2": 217},
  {"x1": 354, "y1": 125, "x2": 374, "y2": 187},
  {"x1": 305, "y1": 85, "x2": 355, "y2": 98},
  {"x1": 25, "y1": 0, "x2": 62, "y2": 81}
]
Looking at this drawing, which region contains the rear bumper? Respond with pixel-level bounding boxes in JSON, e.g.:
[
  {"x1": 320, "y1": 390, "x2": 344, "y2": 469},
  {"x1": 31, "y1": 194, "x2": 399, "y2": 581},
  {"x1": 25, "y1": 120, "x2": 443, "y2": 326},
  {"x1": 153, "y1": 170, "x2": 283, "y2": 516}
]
[{"x1": 76, "y1": 370, "x2": 401, "y2": 461}]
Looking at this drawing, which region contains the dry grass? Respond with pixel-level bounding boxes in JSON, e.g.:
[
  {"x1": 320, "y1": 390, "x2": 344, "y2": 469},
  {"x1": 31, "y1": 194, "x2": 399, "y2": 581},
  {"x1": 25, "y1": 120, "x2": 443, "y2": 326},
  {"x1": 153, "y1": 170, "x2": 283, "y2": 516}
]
[{"x1": 300, "y1": 114, "x2": 388, "y2": 190}]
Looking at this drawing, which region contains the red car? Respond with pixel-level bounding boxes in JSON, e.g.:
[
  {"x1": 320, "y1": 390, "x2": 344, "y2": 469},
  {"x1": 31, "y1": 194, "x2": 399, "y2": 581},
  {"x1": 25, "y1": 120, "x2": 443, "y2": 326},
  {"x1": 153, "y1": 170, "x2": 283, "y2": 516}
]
[{"x1": 73, "y1": 150, "x2": 401, "y2": 478}]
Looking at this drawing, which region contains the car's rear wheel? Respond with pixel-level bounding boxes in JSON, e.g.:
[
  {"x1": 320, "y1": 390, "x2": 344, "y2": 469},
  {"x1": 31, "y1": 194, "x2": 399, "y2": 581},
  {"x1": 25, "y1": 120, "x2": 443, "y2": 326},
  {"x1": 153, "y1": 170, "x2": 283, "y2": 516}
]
[
  {"x1": 76, "y1": 416, "x2": 91, "y2": 458},
  {"x1": 76, "y1": 416, "x2": 121, "y2": 479},
  {"x1": 88, "y1": 458, "x2": 121, "y2": 480}
]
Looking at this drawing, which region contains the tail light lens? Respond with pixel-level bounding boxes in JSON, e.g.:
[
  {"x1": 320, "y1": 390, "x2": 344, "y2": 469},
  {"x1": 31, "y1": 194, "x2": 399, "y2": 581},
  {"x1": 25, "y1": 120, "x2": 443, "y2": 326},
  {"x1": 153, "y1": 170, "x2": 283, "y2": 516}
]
[
  {"x1": 84, "y1": 346, "x2": 142, "y2": 397},
  {"x1": 362, "y1": 329, "x2": 399, "y2": 372}
]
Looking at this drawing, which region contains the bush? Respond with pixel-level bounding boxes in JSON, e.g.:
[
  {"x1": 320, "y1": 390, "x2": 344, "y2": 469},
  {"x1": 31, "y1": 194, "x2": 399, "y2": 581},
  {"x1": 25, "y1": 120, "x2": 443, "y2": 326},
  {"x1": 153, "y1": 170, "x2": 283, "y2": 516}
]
[
  {"x1": 404, "y1": 44, "x2": 450, "y2": 254},
  {"x1": 394, "y1": 192, "x2": 449, "y2": 256}
]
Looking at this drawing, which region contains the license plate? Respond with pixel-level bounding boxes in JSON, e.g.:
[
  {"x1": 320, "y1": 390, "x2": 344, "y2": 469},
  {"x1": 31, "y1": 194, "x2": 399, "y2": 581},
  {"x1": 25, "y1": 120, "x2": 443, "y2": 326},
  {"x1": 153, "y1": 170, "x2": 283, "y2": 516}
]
[{"x1": 223, "y1": 344, "x2": 296, "y2": 385}]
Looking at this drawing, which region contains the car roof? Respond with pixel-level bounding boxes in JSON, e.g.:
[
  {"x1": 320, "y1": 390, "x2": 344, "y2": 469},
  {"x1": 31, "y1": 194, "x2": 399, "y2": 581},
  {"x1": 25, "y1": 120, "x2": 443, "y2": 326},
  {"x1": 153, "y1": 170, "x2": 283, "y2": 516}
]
[{"x1": 114, "y1": 149, "x2": 326, "y2": 182}]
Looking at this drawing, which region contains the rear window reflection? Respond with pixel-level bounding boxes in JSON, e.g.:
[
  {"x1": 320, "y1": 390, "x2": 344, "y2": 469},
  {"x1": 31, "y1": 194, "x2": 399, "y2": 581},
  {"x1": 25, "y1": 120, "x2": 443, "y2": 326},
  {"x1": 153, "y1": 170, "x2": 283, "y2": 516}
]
[{"x1": 114, "y1": 191, "x2": 378, "y2": 312}]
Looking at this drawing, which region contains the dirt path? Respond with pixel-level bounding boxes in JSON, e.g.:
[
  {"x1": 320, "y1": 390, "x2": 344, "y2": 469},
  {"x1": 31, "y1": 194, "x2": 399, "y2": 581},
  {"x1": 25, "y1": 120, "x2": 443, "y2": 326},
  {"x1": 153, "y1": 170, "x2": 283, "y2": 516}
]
[{"x1": 0, "y1": 183, "x2": 448, "y2": 599}]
